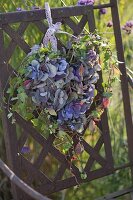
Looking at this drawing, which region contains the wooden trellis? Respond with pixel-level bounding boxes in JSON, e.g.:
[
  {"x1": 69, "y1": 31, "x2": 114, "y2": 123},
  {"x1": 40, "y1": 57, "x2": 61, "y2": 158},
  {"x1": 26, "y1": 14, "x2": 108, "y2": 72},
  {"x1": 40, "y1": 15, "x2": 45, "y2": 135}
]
[{"x1": 0, "y1": 0, "x2": 133, "y2": 199}]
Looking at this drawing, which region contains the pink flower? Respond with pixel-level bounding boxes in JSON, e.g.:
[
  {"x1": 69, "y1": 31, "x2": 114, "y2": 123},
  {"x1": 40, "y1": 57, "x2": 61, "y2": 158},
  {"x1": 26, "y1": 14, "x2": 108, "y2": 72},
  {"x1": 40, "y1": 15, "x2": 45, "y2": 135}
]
[{"x1": 23, "y1": 80, "x2": 31, "y2": 89}]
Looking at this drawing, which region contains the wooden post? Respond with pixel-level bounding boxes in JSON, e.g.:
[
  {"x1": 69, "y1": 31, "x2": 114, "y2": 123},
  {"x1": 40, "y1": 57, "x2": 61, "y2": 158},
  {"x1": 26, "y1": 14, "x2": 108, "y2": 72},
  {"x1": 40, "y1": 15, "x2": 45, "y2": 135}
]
[
  {"x1": 0, "y1": 27, "x2": 23, "y2": 200},
  {"x1": 110, "y1": 0, "x2": 133, "y2": 180}
]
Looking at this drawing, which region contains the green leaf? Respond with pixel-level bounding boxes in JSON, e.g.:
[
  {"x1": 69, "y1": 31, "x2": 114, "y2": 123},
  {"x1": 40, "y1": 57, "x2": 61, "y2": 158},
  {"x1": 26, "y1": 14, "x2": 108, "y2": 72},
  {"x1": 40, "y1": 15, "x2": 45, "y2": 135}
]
[
  {"x1": 91, "y1": 110, "x2": 101, "y2": 118},
  {"x1": 12, "y1": 118, "x2": 16, "y2": 124},
  {"x1": 26, "y1": 113, "x2": 34, "y2": 120},
  {"x1": 6, "y1": 88, "x2": 14, "y2": 96},
  {"x1": 63, "y1": 142, "x2": 72, "y2": 153},
  {"x1": 17, "y1": 92, "x2": 27, "y2": 103},
  {"x1": 47, "y1": 108, "x2": 57, "y2": 116},
  {"x1": 80, "y1": 172, "x2": 87, "y2": 180},
  {"x1": 17, "y1": 86, "x2": 25, "y2": 93},
  {"x1": 7, "y1": 112, "x2": 13, "y2": 119},
  {"x1": 31, "y1": 118, "x2": 39, "y2": 127},
  {"x1": 103, "y1": 92, "x2": 113, "y2": 98}
]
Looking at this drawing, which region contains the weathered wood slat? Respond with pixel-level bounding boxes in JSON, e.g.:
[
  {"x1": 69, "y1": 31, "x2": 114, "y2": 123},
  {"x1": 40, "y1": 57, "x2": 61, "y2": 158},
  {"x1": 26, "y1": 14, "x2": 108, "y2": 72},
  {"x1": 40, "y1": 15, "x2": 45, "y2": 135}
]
[
  {"x1": 0, "y1": 4, "x2": 113, "y2": 25},
  {"x1": 96, "y1": 187, "x2": 133, "y2": 200},
  {"x1": 5, "y1": 22, "x2": 29, "y2": 62},
  {"x1": 82, "y1": 140, "x2": 107, "y2": 168},
  {"x1": 110, "y1": 0, "x2": 133, "y2": 178},
  {"x1": 38, "y1": 167, "x2": 113, "y2": 195},
  {"x1": 14, "y1": 113, "x2": 73, "y2": 165},
  {"x1": 34, "y1": 134, "x2": 56, "y2": 168},
  {"x1": 26, "y1": 134, "x2": 56, "y2": 184},
  {"x1": 87, "y1": 8, "x2": 96, "y2": 32},
  {"x1": 54, "y1": 164, "x2": 67, "y2": 181},
  {"x1": 84, "y1": 136, "x2": 104, "y2": 172},
  {"x1": 21, "y1": 156, "x2": 52, "y2": 185},
  {"x1": 0, "y1": 29, "x2": 23, "y2": 200},
  {"x1": 0, "y1": 6, "x2": 91, "y2": 25},
  {"x1": 3, "y1": 24, "x2": 31, "y2": 54},
  {"x1": 64, "y1": 15, "x2": 87, "y2": 35},
  {"x1": 18, "y1": 130, "x2": 29, "y2": 150},
  {"x1": 101, "y1": 111, "x2": 114, "y2": 169}
]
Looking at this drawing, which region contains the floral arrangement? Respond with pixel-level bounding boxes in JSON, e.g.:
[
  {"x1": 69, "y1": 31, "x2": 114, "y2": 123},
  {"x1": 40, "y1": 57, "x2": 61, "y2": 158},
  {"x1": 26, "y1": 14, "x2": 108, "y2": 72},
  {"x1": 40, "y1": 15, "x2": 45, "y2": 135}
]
[
  {"x1": 19, "y1": 40, "x2": 101, "y2": 134},
  {"x1": 6, "y1": 3, "x2": 119, "y2": 172},
  {"x1": 7, "y1": 3, "x2": 118, "y2": 133}
]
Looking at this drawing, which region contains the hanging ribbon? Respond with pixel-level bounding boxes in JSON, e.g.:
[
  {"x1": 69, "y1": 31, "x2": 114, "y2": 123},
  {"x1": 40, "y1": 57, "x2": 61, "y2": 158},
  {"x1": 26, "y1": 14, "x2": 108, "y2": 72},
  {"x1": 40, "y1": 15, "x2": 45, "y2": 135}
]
[
  {"x1": 43, "y1": 3, "x2": 62, "y2": 52},
  {"x1": 43, "y1": 2, "x2": 78, "y2": 52}
]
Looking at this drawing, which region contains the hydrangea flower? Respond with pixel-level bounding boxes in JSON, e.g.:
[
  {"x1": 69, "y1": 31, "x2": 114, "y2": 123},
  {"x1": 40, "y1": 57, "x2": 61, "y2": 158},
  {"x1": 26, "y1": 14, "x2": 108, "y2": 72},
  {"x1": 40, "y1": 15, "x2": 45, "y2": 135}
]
[
  {"x1": 28, "y1": 45, "x2": 40, "y2": 56},
  {"x1": 16, "y1": 7, "x2": 22, "y2": 11},
  {"x1": 56, "y1": 59, "x2": 68, "y2": 72},
  {"x1": 122, "y1": 21, "x2": 133, "y2": 34},
  {"x1": 107, "y1": 21, "x2": 113, "y2": 28},
  {"x1": 77, "y1": 0, "x2": 95, "y2": 6},
  {"x1": 64, "y1": 102, "x2": 87, "y2": 120},
  {"x1": 21, "y1": 146, "x2": 30, "y2": 154},
  {"x1": 22, "y1": 34, "x2": 102, "y2": 133},
  {"x1": 87, "y1": 50, "x2": 97, "y2": 62},
  {"x1": 99, "y1": 8, "x2": 107, "y2": 15}
]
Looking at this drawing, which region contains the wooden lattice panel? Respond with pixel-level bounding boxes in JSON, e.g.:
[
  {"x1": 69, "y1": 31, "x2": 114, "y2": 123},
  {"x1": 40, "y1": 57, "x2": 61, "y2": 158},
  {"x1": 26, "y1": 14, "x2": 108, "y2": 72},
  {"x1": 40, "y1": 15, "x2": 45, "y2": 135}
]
[{"x1": 1, "y1": 3, "x2": 132, "y2": 199}]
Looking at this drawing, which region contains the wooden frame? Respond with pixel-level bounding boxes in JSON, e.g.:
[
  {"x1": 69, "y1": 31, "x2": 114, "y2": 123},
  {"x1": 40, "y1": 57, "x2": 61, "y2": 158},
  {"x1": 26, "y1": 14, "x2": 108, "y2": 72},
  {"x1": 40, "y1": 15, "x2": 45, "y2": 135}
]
[{"x1": 0, "y1": 1, "x2": 132, "y2": 199}]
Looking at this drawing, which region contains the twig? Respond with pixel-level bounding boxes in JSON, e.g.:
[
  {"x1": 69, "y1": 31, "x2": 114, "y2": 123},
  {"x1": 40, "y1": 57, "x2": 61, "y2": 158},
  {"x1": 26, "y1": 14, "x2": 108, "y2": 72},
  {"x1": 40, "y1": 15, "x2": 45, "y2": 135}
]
[{"x1": 0, "y1": 159, "x2": 51, "y2": 200}]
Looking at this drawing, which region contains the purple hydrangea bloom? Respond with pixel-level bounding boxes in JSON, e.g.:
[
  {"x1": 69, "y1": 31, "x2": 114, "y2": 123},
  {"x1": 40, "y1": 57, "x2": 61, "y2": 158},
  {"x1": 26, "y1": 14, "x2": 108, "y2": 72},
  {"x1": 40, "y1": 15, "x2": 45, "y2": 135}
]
[
  {"x1": 87, "y1": 50, "x2": 97, "y2": 62},
  {"x1": 27, "y1": 60, "x2": 41, "y2": 80},
  {"x1": 77, "y1": 0, "x2": 95, "y2": 6},
  {"x1": 58, "y1": 101, "x2": 87, "y2": 122},
  {"x1": 55, "y1": 59, "x2": 69, "y2": 73},
  {"x1": 21, "y1": 146, "x2": 30, "y2": 154},
  {"x1": 99, "y1": 8, "x2": 107, "y2": 15},
  {"x1": 58, "y1": 101, "x2": 90, "y2": 133},
  {"x1": 122, "y1": 21, "x2": 133, "y2": 34},
  {"x1": 107, "y1": 21, "x2": 113, "y2": 28},
  {"x1": 16, "y1": 7, "x2": 22, "y2": 11},
  {"x1": 23, "y1": 35, "x2": 101, "y2": 133},
  {"x1": 73, "y1": 66, "x2": 84, "y2": 82}
]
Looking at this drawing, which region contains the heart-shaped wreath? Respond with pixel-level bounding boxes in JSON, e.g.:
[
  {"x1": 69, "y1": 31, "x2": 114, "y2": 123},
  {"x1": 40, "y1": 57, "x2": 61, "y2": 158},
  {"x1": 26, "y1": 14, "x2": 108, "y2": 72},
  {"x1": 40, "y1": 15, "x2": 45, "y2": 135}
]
[{"x1": 7, "y1": 3, "x2": 118, "y2": 137}]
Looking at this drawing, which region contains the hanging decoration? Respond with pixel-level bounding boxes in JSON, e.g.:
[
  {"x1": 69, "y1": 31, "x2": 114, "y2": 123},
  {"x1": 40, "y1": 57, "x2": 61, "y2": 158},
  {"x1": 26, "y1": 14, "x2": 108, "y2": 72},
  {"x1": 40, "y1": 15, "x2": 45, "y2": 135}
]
[{"x1": 6, "y1": 3, "x2": 119, "y2": 179}]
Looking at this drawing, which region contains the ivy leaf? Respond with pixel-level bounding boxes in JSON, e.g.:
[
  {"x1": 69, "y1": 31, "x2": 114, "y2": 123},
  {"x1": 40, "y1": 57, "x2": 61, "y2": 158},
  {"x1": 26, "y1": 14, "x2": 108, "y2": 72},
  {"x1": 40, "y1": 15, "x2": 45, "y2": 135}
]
[
  {"x1": 80, "y1": 172, "x2": 87, "y2": 180},
  {"x1": 47, "y1": 108, "x2": 57, "y2": 116},
  {"x1": 17, "y1": 86, "x2": 25, "y2": 93},
  {"x1": 26, "y1": 113, "x2": 34, "y2": 120},
  {"x1": 31, "y1": 118, "x2": 39, "y2": 127},
  {"x1": 41, "y1": 124, "x2": 46, "y2": 131},
  {"x1": 18, "y1": 92, "x2": 27, "y2": 103},
  {"x1": 62, "y1": 142, "x2": 72, "y2": 153},
  {"x1": 91, "y1": 110, "x2": 101, "y2": 118},
  {"x1": 103, "y1": 92, "x2": 112, "y2": 98},
  {"x1": 6, "y1": 88, "x2": 14, "y2": 96},
  {"x1": 12, "y1": 118, "x2": 16, "y2": 124},
  {"x1": 7, "y1": 112, "x2": 13, "y2": 119}
]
